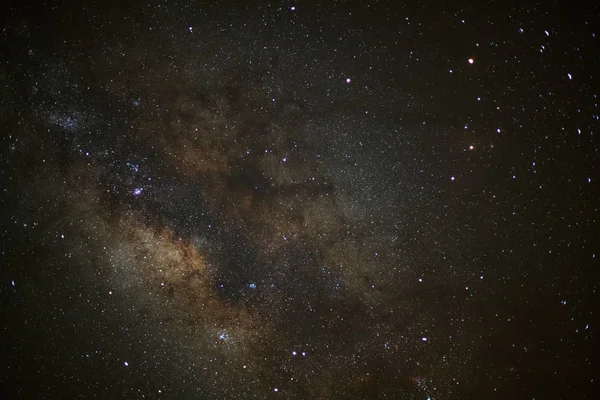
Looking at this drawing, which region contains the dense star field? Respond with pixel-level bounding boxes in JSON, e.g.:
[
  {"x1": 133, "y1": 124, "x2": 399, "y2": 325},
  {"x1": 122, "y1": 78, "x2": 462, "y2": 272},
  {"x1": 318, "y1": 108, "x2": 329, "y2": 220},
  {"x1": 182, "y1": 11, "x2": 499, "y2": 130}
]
[{"x1": 1, "y1": 1, "x2": 599, "y2": 398}]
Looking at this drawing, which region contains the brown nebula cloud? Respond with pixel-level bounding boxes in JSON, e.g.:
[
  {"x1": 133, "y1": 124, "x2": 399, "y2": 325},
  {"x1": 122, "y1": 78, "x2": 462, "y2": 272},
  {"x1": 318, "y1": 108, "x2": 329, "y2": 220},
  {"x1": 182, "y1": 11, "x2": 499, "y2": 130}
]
[
  {"x1": 62, "y1": 168, "x2": 271, "y2": 360},
  {"x1": 27, "y1": 44, "x2": 463, "y2": 396}
]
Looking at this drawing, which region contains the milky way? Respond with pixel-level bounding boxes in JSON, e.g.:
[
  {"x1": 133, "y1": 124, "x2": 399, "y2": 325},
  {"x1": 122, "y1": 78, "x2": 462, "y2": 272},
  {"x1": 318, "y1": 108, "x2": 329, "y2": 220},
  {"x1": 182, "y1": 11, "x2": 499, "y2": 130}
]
[{"x1": 2, "y1": 1, "x2": 599, "y2": 399}]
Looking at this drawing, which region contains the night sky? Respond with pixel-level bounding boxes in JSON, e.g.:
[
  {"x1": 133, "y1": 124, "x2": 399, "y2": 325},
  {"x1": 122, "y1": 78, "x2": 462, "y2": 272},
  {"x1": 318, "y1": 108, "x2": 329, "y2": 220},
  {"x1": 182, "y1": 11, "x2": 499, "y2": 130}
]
[{"x1": 1, "y1": 1, "x2": 599, "y2": 398}]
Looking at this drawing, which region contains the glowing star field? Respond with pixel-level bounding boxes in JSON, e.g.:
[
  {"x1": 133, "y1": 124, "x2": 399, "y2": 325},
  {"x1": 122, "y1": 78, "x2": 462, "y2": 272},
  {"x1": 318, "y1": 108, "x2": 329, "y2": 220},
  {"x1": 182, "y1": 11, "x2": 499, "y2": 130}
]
[{"x1": 1, "y1": 1, "x2": 598, "y2": 399}]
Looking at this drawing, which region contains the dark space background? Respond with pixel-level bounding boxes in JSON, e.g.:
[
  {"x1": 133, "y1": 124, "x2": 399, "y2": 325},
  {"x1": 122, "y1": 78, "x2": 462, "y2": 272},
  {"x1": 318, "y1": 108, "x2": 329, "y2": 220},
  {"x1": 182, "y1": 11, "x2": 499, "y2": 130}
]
[{"x1": 1, "y1": 0, "x2": 599, "y2": 398}]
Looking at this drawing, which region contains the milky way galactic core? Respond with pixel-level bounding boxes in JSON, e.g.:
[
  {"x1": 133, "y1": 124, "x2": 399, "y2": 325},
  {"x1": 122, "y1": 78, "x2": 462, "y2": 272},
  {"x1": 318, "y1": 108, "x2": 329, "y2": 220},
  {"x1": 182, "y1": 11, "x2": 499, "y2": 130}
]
[{"x1": 1, "y1": 1, "x2": 599, "y2": 399}]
